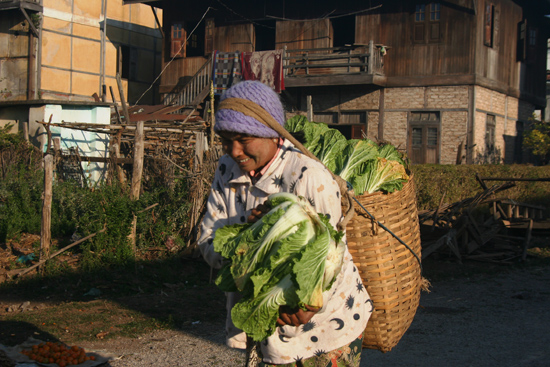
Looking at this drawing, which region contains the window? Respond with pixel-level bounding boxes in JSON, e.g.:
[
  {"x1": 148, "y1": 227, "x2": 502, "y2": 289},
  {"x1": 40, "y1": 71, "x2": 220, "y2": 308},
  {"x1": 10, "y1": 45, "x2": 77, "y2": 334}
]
[
  {"x1": 517, "y1": 19, "x2": 537, "y2": 63},
  {"x1": 170, "y1": 23, "x2": 185, "y2": 58},
  {"x1": 117, "y1": 45, "x2": 137, "y2": 80},
  {"x1": 408, "y1": 112, "x2": 440, "y2": 164},
  {"x1": 204, "y1": 18, "x2": 214, "y2": 55},
  {"x1": 430, "y1": 3, "x2": 440, "y2": 21},
  {"x1": 415, "y1": 4, "x2": 425, "y2": 22},
  {"x1": 485, "y1": 114, "x2": 496, "y2": 152},
  {"x1": 484, "y1": 3, "x2": 494, "y2": 47},
  {"x1": 414, "y1": 3, "x2": 441, "y2": 43}
]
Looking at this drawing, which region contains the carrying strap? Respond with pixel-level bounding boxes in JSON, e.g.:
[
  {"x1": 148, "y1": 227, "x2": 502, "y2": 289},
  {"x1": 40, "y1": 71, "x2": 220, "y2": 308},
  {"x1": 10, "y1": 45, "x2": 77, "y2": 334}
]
[{"x1": 218, "y1": 97, "x2": 355, "y2": 231}]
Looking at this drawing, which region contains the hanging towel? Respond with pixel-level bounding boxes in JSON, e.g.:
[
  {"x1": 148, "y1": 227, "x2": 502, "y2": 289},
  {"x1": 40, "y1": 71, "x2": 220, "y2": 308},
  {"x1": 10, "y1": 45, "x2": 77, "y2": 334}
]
[
  {"x1": 241, "y1": 50, "x2": 284, "y2": 93},
  {"x1": 212, "y1": 51, "x2": 242, "y2": 95}
]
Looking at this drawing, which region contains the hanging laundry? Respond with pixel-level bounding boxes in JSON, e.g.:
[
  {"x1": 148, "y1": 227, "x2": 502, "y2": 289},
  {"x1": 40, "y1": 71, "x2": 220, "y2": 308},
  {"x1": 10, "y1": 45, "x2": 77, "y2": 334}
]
[
  {"x1": 212, "y1": 51, "x2": 242, "y2": 95},
  {"x1": 241, "y1": 50, "x2": 284, "y2": 93}
]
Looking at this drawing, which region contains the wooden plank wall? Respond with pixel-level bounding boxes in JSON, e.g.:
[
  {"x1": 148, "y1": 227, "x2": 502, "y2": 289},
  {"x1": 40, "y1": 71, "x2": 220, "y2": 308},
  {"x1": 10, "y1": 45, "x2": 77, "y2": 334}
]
[
  {"x1": 474, "y1": 0, "x2": 547, "y2": 99},
  {"x1": 355, "y1": 3, "x2": 475, "y2": 80},
  {"x1": 354, "y1": 0, "x2": 547, "y2": 101},
  {"x1": 159, "y1": 56, "x2": 207, "y2": 93},
  {"x1": 213, "y1": 24, "x2": 255, "y2": 52},
  {"x1": 275, "y1": 19, "x2": 333, "y2": 51}
]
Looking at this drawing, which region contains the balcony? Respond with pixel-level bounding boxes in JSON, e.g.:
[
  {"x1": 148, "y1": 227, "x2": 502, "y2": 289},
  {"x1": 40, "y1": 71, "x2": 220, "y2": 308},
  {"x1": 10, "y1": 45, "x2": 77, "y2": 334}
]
[
  {"x1": 0, "y1": 0, "x2": 42, "y2": 12},
  {"x1": 282, "y1": 41, "x2": 386, "y2": 88}
]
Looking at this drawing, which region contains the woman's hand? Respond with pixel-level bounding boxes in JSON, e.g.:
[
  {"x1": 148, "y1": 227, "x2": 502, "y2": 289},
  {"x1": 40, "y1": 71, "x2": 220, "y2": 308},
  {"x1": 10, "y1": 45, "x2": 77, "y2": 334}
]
[
  {"x1": 277, "y1": 305, "x2": 320, "y2": 327},
  {"x1": 247, "y1": 203, "x2": 271, "y2": 223}
]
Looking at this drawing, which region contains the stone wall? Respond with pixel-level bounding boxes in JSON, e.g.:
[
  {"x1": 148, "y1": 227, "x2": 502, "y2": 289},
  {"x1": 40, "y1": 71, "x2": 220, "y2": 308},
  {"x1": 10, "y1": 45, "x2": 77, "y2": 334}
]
[
  {"x1": 440, "y1": 111, "x2": 468, "y2": 164},
  {"x1": 472, "y1": 86, "x2": 535, "y2": 163},
  {"x1": 289, "y1": 83, "x2": 537, "y2": 165}
]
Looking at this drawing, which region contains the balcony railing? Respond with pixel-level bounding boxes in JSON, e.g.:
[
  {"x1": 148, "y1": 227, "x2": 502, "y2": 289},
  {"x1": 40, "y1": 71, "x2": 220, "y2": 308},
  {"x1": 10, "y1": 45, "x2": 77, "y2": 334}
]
[
  {"x1": 163, "y1": 53, "x2": 214, "y2": 107},
  {"x1": 283, "y1": 40, "x2": 383, "y2": 78}
]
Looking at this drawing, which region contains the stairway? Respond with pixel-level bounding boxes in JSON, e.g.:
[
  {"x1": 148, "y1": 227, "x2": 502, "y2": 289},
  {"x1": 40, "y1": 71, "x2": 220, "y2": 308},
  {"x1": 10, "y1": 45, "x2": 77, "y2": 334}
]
[{"x1": 163, "y1": 53, "x2": 214, "y2": 110}]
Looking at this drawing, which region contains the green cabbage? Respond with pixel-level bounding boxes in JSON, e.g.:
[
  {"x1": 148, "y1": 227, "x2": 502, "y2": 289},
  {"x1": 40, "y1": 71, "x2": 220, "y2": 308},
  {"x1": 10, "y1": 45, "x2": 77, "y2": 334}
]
[
  {"x1": 213, "y1": 192, "x2": 345, "y2": 341},
  {"x1": 285, "y1": 116, "x2": 409, "y2": 195}
]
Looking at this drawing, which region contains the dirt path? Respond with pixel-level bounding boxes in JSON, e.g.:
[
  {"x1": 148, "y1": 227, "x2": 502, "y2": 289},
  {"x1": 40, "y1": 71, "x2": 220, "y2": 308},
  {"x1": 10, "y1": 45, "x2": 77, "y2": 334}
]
[
  {"x1": 73, "y1": 265, "x2": 550, "y2": 367},
  {"x1": 363, "y1": 265, "x2": 550, "y2": 367}
]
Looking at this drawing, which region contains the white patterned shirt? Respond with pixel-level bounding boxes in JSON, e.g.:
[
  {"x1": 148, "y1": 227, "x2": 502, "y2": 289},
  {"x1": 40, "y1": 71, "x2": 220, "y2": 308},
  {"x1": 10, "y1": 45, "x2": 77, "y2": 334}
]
[{"x1": 198, "y1": 139, "x2": 373, "y2": 364}]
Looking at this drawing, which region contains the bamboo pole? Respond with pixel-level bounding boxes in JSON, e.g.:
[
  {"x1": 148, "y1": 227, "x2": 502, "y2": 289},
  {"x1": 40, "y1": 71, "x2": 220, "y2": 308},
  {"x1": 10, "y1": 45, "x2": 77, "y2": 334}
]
[
  {"x1": 23, "y1": 121, "x2": 29, "y2": 142},
  {"x1": 40, "y1": 155, "x2": 53, "y2": 274},
  {"x1": 19, "y1": 228, "x2": 107, "y2": 278}
]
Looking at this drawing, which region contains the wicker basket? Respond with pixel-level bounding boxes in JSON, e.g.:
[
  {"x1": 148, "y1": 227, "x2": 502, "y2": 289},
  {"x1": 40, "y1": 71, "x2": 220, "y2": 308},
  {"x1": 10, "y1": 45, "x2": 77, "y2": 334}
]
[{"x1": 346, "y1": 175, "x2": 422, "y2": 352}]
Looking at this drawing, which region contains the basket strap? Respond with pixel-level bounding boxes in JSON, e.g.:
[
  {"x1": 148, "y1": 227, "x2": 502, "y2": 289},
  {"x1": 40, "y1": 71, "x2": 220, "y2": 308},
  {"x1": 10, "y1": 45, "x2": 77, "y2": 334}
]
[{"x1": 218, "y1": 97, "x2": 355, "y2": 231}]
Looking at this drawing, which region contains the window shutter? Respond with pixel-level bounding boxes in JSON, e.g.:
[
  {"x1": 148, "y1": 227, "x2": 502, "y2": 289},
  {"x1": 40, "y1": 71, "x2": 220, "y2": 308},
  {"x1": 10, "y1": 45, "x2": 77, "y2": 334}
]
[
  {"x1": 171, "y1": 23, "x2": 186, "y2": 58},
  {"x1": 517, "y1": 19, "x2": 527, "y2": 61},
  {"x1": 429, "y1": 22, "x2": 440, "y2": 41},
  {"x1": 484, "y1": 3, "x2": 494, "y2": 47},
  {"x1": 204, "y1": 18, "x2": 214, "y2": 55},
  {"x1": 414, "y1": 23, "x2": 425, "y2": 43}
]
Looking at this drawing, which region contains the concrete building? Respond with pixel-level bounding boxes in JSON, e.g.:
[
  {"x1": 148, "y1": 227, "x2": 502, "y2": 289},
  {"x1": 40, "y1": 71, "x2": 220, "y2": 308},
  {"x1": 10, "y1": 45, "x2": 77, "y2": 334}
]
[{"x1": 0, "y1": 0, "x2": 163, "y2": 181}]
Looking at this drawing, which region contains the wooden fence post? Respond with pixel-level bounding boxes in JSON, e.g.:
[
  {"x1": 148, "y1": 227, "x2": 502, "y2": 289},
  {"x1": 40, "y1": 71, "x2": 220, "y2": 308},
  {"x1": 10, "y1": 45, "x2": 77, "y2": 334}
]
[
  {"x1": 368, "y1": 40, "x2": 374, "y2": 74},
  {"x1": 210, "y1": 81, "x2": 215, "y2": 148},
  {"x1": 40, "y1": 154, "x2": 53, "y2": 274},
  {"x1": 129, "y1": 121, "x2": 144, "y2": 252},
  {"x1": 131, "y1": 121, "x2": 144, "y2": 200},
  {"x1": 22, "y1": 120, "x2": 29, "y2": 142},
  {"x1": 307, "y1": 95, "x2": 313, "y2": 122}
]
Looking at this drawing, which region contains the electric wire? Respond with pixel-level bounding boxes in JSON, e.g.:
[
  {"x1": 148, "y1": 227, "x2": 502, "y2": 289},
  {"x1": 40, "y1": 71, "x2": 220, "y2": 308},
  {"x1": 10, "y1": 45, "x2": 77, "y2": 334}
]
[{"x1": 133, "y1": 6, "x2": 213, "y2": 106}]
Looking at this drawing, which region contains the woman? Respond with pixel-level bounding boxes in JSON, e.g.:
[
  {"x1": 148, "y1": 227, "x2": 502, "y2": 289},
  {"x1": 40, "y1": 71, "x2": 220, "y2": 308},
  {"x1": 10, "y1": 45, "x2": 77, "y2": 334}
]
[{"x1": 198, "y1": 80, "x2": 372, "y2": 366}]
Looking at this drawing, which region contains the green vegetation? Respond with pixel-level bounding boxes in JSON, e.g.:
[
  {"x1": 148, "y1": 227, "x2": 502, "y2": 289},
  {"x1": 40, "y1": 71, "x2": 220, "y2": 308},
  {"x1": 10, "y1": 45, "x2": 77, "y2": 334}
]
[
  {"x1": 411, "y1": 164, "x2": 550, "y2": 215},
  {"x1": 214, "y1": 193, "x2": 345, "y2": 341},
  {"x1": 0, "y1": 130, "x2": 194, "y2": 276},
  {"x1": 523, "y1": 119, "x2": 550, "y2": 164},
  {"x1": 285, "y1": 116, "x2": 408, "y2": 195}
]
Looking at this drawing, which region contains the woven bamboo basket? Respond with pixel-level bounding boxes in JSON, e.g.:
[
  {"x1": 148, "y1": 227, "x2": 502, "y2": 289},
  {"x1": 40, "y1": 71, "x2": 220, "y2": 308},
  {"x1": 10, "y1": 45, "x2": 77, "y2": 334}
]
[{"x1": 345, "y1": 175, "x2": 422, "y2": 352}]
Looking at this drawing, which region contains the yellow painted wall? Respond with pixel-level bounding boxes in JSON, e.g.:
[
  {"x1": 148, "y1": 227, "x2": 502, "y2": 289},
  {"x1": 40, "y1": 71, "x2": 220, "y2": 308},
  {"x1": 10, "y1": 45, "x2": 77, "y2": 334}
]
[
  {"x1": 41, "y1": 32, "x2": 71, "y2": 69},
  {"x1": 41, "y1": 67, "x2": 71, "y2": 92},
  {"x1": 39, "y1": 0, "x2": 162, "y2": 103},
  {"x1": 72, "y1": 38, "x2": 101, "y2": 74},
  {"x1": 73, "y1": 0, "x2": 102, "y2": 19}
]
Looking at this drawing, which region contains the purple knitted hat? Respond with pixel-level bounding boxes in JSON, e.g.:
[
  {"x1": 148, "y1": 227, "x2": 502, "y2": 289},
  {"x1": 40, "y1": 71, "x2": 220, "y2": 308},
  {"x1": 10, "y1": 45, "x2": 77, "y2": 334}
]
[{"x1": 214, "y1": 81, "x2": 285, "y2": 138}]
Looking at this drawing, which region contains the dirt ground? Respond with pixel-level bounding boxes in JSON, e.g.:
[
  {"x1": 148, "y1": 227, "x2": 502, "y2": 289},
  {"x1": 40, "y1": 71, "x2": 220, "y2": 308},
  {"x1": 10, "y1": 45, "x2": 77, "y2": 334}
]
[
  {"x1": 2, "y1": 239, "x2": 550, "y2": 366},
  {"x1": 20, "y1": 261, "x2": 544, "y2": 367}
]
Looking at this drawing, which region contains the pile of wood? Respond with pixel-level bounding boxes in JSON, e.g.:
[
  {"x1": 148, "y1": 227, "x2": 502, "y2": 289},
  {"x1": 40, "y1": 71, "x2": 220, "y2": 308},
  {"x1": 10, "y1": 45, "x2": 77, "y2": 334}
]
[{"x1": 419, "y1": 175, "x2": 549, "y2": 264}]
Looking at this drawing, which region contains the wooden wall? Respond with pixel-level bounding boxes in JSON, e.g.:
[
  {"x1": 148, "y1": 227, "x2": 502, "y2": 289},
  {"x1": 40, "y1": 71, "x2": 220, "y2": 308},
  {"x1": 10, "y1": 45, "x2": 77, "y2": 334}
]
[
  {"x1": 354, "y1": 0, "x2": 547, "y2": 105},
  {"x1": 473, "y1": 0, "x2": 547, "y2": 100},
  {"x1": 213, "y1": 24, "x2": 255, "y2": 53},
  {"x1": 355, "y1": 2, "x2": 475, "y2": 79},
  {"x1": 159, "y1": 56, "x2": 207, "y2": 94},
  {"x1": 275, "y1": 19, "x2": 333, "y2": 50}
]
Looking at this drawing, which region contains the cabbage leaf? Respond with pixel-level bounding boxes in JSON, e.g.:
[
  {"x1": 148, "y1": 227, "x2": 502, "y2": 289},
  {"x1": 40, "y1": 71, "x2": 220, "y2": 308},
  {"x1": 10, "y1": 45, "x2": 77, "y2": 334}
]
[
  {"x1": 284, "y1": 117, "x2": 409, "y2": 195},
  {"x1": 213, "y1": 192, "x2": 345, "y2": 341}
]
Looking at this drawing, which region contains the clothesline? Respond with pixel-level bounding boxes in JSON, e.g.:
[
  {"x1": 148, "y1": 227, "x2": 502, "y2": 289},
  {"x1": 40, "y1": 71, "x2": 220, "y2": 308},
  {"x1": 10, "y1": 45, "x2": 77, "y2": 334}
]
[{"x1": 212, "y1": 49, "x2": 285, "y2": 95}]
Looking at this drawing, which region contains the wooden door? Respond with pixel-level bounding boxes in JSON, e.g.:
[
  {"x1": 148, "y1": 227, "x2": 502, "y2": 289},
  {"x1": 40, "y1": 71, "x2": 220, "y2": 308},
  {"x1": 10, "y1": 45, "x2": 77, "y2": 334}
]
[{"x1": 408, "y1": 112, "x2": 440, "y2": 164}]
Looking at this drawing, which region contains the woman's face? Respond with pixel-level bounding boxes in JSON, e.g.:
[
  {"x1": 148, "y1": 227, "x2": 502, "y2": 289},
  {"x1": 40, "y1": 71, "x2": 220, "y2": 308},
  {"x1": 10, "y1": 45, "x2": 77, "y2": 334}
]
[{"x1": 219, "y1": 132, "x2": 279, "y2": 172}]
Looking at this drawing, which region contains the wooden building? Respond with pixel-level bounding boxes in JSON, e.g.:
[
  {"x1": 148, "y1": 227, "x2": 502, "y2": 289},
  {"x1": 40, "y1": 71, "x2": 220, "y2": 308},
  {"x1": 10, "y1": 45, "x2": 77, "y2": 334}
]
[
  {"x1": 0, "y1": 0, "x2": 164, "y2": 180},
  {"x1": 127, "y1": 0, "x2": 550, "y2": 165}
]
